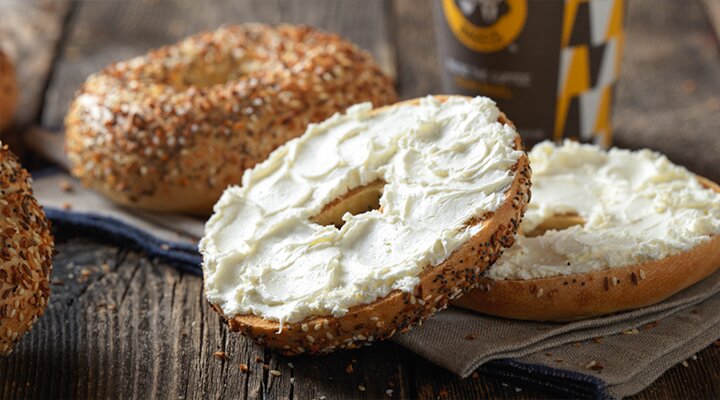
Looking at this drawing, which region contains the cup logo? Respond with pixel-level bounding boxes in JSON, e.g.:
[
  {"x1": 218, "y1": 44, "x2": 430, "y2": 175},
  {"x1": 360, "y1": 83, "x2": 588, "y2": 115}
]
[{"x1": 443, "y1": 0, "x2": 527, "y2": 52}]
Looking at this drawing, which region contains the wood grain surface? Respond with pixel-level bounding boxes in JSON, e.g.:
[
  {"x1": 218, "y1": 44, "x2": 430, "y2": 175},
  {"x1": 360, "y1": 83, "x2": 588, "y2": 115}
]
[{"x1": 2, "y1": 0, "x2": 720, "y2": 399}]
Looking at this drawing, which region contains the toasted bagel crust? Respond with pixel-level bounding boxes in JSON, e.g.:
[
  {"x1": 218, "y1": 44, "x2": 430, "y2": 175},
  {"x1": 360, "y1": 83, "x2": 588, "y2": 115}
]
[
  {"x1": 65, "y1": 24, "x2": 397, "y2": 215},
  {"x1": 0, "y1": 145, "x2": 54, "y2": 355},
  {"x1": 453, "y1": 178, "x2": 720, "y2": 321},
  {"x1": 209, "y1": 95, "x2": 531, "y2": 355}
]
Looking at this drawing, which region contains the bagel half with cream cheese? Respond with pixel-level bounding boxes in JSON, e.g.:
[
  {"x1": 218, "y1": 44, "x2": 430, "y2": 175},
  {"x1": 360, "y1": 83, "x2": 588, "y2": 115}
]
[
  {"x1": 0, "y1": 144, "x2": 54, "y2": 355},
  {"x1": 65, "y1": 24, "x2": 397, "y2": 215},
  {"x1": 454, "y1": 141, "x2": 720, "y2": 321},
  {"x1": 200, "y1": 95, "x2": 531, "y2": 354}
]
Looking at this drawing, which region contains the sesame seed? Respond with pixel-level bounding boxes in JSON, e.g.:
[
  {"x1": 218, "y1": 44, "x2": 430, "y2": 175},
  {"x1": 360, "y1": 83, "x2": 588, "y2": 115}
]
[
  {"x1": 301, "y1": 323, "x2": 309, "y2": 332},
  {"x1": 358, "y1": 385, "x2": 366, "y2": 392},
  {"x1": 269, "y1": 370, "x2": 281, "y2": 376}
]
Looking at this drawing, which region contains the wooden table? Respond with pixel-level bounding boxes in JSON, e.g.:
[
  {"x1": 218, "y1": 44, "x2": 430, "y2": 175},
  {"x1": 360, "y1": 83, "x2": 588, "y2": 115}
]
[{"x1": 2, "y1": 0, "x2": 720, "y2": 398}]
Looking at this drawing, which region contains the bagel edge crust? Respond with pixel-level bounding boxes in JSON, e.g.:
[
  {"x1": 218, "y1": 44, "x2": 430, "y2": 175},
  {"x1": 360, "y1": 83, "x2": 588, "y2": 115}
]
[
  {"x1": 0, "y1": 145, "x2": 54, "y2": 356},
  {"x1": 453, "y1": 177, "x2": 720, "y2": 322},
  {"x1": 208, "y1": 95, "x2": 532, "y2": 355},
  {"x1": 64, "y1": 24, "x2": 397, "y2": 215}
]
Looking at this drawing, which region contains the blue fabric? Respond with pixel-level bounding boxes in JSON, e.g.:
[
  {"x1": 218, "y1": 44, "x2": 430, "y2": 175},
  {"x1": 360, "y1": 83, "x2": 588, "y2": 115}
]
[
  {"x1": 480, "y1": 359, "x2": 611, "y2": 399},
  {"x1": 45, "y1": 207, "x2": 203, "y2": 276},
  {"x1": 44, "y1": 206, "x2": 610, "y2": 399}
]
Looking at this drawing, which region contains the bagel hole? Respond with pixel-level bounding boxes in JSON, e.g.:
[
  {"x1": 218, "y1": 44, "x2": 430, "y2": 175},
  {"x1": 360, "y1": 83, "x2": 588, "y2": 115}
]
[
  {"x1": 523, "y1": 213, "x2": 586, "y2": 238},
  {"x1": 151, "y1": 53, "x2": 262, "y2": 88},
  {"x1": 311, "y1": 181, "x2": 385, "y2": 228}
]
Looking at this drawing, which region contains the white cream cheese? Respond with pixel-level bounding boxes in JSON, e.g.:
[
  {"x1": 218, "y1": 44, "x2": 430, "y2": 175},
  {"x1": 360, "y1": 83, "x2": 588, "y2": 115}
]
[
  {"x1": 200, "y1": 96, "x2": 522, "y2": 324},
  {"x1": 487, "y1": 140, "x2": 720, "y2": 281}
]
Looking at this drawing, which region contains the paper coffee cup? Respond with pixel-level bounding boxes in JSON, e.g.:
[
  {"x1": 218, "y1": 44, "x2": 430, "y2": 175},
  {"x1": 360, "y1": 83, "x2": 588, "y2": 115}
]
[{"x1": 433, "y1": 0, "x2": 625, "y2": 147}]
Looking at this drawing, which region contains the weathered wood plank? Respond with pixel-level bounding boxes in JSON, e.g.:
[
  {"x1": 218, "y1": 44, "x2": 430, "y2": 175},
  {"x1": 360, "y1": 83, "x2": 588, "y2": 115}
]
[
  {"x1": 630, "y1": 345, "x2": 720, "y2": 400},
  {"x1": 391, "y1": 0, "x2": 440, "y2": 99},
  {"x1": 0, "y1": 237, "x2": 414, "y2": 400},
  {"x1": 4, "y1": 232, "x2": 714, "y2": 400},
  {"x1": 41, "y1": 0, "x2": 395, "y2": 128},
  {"x1": 612, "y1": 0, "x2": 720, "y2": 184},
  {"x1": 700, "y1": 0, "x2": 720, "y2": 42}
]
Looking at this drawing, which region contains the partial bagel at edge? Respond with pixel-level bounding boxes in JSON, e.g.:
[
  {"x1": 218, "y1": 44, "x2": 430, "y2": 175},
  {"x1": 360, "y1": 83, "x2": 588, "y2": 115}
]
[
  {"x1": 0, "y1": 144, "x2": 54, "y2": 356},
  {"x1": 0, "y1": 50, "x2": 18, "y2": 132},
  {"x1": 454, "y1": 141, "x2": 720, "y2": 321}
]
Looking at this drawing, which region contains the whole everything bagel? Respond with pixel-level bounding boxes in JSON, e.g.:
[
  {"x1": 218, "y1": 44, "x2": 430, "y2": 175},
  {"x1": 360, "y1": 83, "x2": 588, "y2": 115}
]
[
  {"x1": 0, "y1": 50, "x2": 18, "y2": 131},
  {"x1": 454, "y1": 141, "x2": 720, "y2": 321},
  {"x1": 0, "y1": 144, "x2": 54, "y2": 356},
  {"x1": 65, "y1": 24, "x2": 397, "y2": 215},
  {"x1": 200, "y1": 95, "x2": 532, "y2": 355}
]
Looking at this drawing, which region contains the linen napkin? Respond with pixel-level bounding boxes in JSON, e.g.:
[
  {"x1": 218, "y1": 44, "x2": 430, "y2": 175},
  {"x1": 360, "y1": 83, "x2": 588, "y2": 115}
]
[{"x1": 32, "y1": 169, "x2": 720, "y2": 399}]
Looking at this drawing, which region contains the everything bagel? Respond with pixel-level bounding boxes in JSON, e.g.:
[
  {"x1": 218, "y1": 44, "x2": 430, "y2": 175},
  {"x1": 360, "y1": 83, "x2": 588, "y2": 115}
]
[
  {"x1": 454, "y1": 141, "x2": 720, "y2": 321},
  {"x1": 200, "y1": 96, "x2": 531, "y2": 354},
  {"x1": 65, "y1": 24, "x2": 397, "y2": 215}
]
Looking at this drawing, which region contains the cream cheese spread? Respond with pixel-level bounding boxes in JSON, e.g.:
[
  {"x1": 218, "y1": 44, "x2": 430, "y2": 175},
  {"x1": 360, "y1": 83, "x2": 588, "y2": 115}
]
[
  {"x1": 487, "y1": 140, "x2": 720, "y2": 281},
  {"x1": 200, "y1": 96, "x2": 522, "y2": 324}
]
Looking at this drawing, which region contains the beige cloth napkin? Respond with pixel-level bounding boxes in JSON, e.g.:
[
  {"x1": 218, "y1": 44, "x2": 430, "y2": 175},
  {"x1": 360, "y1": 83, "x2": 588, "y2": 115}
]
[
  {"x1": 32, "y1": 169, "x2": 720, "y2": 399},
  {"x1": 395, "y1": 270, "x2": 720, "y2": 398}
]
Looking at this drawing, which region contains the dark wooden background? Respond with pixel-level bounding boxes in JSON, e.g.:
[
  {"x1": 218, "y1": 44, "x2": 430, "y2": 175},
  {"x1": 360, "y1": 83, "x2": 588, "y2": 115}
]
[{"x1": 2, "y1": 0, "x2": 720, "y2": 399}]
